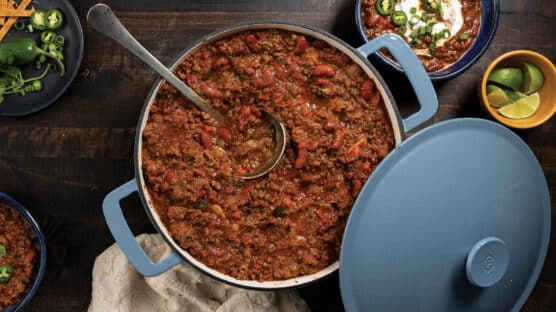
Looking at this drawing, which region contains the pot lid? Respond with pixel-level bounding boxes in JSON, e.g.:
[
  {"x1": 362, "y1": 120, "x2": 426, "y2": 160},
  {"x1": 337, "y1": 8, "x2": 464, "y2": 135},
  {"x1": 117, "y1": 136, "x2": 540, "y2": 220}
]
[{"x1": 340, "y1": 118, "x2": 550, "y2": 312}]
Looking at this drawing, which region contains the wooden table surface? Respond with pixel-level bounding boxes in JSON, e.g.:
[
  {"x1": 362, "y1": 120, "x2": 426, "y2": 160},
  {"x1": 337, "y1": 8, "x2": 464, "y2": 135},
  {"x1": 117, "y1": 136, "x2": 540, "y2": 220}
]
[{"x1": 0, "y1": 0, "x2": 554, "y2": 311}]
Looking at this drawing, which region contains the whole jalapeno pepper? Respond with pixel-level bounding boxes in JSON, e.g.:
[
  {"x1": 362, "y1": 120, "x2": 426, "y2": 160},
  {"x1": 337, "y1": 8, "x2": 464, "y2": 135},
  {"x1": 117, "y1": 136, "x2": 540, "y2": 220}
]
[
  {"x1": 0, "y1": 38, "x2": 65, "y2": 76},
  {"x1": 375, "y1": 0, "x2": 395, "y2": 16}
]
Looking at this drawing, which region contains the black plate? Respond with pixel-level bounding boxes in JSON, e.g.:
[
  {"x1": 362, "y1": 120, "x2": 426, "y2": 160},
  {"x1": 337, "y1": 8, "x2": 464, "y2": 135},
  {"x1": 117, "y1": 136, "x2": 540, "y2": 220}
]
[{"x1": 0, "y1": 0, "x2": 83, "y2": 116}]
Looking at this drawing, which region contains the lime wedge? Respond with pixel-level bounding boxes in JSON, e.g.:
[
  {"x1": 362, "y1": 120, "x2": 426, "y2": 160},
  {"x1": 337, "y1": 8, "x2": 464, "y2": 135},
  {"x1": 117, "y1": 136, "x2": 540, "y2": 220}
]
[
  {"x1": 522, "y1": 62, "x2": 544, "y2": 94},
  {"x1": 487, "y1": 85, "x2": 513, "y2": 108},
  {"x1": 488, "y1": 67, "x2": 523, "y2": 91},
  {"x1": 486, "y1": 85, "x2": 498, "y2": 94},
  {"x1": 498, "y1": 92, "x2": 540, "y2": 119},
  {"x1": 504, "y1": 89, "x2": 527, "y2": 102}
]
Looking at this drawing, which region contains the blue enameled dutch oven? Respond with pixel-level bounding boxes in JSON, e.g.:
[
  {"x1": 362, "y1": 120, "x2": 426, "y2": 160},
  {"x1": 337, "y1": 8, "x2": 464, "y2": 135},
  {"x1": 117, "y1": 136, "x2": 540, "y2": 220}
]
[
  {"x1": 102, "y1": 21, "x2": 438, "y2": 290},
  {"x1": 355, "y1": 0, "x2": 501, "y2": 81},
  {"x1": 0, "y1": 193, "x2": 47, "y2": 311},
  {"x1": 101, "y1": 21, "x2": 550, "y2": 310}
]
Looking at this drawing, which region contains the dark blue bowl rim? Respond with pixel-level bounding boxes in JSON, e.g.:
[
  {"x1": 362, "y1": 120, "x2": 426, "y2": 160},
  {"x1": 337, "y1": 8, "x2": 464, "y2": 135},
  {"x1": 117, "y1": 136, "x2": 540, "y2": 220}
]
[
  {"x1": 355, "y1": 0, "x2": 500, "y2": 82},
  {"x1": 0, "y1": 193, "x2": 47, "y2": 312}
]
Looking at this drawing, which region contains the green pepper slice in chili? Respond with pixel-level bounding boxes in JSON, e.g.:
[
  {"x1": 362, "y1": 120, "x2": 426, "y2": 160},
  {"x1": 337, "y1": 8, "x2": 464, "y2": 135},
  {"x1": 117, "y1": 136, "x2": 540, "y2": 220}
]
[
  {"x1": 0, "y1": 245, "x2": 5, "y2": 258},
  {"x1": 423, "y1": 0, "x2": 441, "y2": 12},
  {"x1": 391, "y1": 11, "x2": 408, "y2": 26},
  {"x1": 375, "y1": 0, "x2": 395, "y2": 16},
  {"x1": 0, "y1": 264, "x2": 13, "y2": 283},
  {"x1": 46, "y1": 9, "x2": 64, "y2": 30},
  {"x1": 30, "y1": 10, "x2": 47, "y2": 30}
]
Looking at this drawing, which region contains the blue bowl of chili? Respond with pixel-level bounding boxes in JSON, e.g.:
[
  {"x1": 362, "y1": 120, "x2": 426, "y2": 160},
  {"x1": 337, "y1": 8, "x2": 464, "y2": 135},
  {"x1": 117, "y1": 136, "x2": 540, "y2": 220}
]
[
  {"x1": 355, "y1": 0, "x2": 500, "y2": 81},
  {"x1": 0, "y1": 193, "x2": 47, "y2": 312}
]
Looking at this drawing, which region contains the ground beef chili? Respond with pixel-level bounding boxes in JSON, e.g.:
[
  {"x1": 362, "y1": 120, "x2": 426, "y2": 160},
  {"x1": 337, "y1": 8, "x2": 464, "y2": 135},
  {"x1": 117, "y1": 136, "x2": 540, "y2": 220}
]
[
  {"x1": 0, "y1": 203, "x2": 37, "y2": 310},
  {"x1": 362, "y1": 0, "x2": 482, "y2": 72},
  {"x1": 142, "y1": 29, "x2": 395, "y2": 281}
]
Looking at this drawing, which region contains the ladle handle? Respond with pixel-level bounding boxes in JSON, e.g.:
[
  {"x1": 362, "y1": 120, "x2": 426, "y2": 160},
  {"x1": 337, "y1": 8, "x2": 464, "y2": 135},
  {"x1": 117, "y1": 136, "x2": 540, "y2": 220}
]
[{"x1": 87, "y1": 3, "x2": 225, "y2": 122}]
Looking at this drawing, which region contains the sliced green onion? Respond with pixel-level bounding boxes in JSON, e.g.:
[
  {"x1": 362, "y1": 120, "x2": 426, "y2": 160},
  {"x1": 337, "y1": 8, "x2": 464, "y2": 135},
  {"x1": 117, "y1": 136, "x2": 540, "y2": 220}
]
[
  {"x1": 54, "y1": 35, "x2": 65, "y2": 46},
  {"x1": 440, "y1": 29, "x2": 451, "y2": 39},
  {"x1": 421, "y1": 14, "x2": 430, "y2": 22},
  {"x1": 459, "y1": 33, "x2": 470, "y2": 40},
  {"x1": 425, "y1": 25, "x2": 433, "y2": 34},
  {"x1": 419, "y1": 26, "x2": 426, "y2": 35},
  {"x1": 410, "y1": 7, "x2": 417, "y2": 14},
  {"x1": 409, "y1": 15, "x2": 420, "y2": 26},
  {"x1": 429, "y1": 42, "x2": 436, "y2": 53},
  {"x1": 397, "y1": 25, "x2": 407, "y2": 36},
  {"x1": 409, "y1": 31, "x2": 418, "y2": 39},
  {"x1": 414, "y1": 39, "x2": 423, "y2": 46}
]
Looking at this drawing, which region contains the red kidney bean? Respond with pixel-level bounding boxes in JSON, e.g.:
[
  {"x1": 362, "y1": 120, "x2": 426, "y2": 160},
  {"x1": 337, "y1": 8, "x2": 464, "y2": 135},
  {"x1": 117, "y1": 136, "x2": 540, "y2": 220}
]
[
  {"x1": 200, "y1": 130, "x2": 212, "y2": 148},
  {"x1": 366, "y1": 13, "x2": 381, "y2": 27},
  {"x1": 360, "y1": 79, "x2": 375, "y2": 101},
  {"x1": 246, "y1": 34, "x2": 262, "y2": 53},
  {"x1": 294, "y1": 35, "x2": 307, "y2": 54},
  {"x1": 212, "y1": 57, "x2": 229, "y2": 70},
  {"x1": 202, "y1": 83, "x2": 223, "y2": 99},
  {"x1": 216, "y1": 127, "x2": 233, "y2": 144},
  {"x1": 315, "y1": 64, "x2": 335, "y2": 77},
  {"x1": 315, "y1": 77, "x2": 331, "y2": 86}
]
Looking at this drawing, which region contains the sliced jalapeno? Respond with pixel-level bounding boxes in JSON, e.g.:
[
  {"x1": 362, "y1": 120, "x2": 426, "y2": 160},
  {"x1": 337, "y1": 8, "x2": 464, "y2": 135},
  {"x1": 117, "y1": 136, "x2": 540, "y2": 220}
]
[
  {"x1": 375, "y1": 0, "x2": 395, "y2": 16},
  {"x1": 391, "y1": 11, "x2": 408, "y2": 26},
  {"x1": 30, "y1": 9, "x2": 47, "y2": 30},
  {"x1": 41, "y1": 30, "x2": 57, "y2": 44},
  {"x1": 424, "y1": 0, "x2": 442, "y2": 12},
  {"x1": 0, "y1": 264, "x2": 13, "y2": 283},
  {"x1": 46, "y1": 9, "x2": 64, "y2": 30}
]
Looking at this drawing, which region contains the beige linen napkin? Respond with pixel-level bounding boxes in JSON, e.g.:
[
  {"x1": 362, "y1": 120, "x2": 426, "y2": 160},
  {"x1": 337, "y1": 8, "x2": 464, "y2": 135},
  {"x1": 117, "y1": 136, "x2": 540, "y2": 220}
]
[{"x1": 88, "y1": 234, "x2": 310, "y2": 312}]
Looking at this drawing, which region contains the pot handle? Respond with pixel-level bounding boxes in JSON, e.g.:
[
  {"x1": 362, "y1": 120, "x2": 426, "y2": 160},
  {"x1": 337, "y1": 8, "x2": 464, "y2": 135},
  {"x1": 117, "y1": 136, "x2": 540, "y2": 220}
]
[
  {"x1": 103, "y1": 179, "x2": 182, "y2": 276},
  {"x1": 357, "y1": 34, "x2": 438, "y2": 132}
]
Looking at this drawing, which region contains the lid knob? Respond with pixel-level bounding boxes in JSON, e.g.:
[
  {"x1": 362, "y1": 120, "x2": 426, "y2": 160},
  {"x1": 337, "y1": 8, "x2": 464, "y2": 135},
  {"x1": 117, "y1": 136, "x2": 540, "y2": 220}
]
[{"x1": 466, "y1": 237, "x2": 509, "y2": 288}]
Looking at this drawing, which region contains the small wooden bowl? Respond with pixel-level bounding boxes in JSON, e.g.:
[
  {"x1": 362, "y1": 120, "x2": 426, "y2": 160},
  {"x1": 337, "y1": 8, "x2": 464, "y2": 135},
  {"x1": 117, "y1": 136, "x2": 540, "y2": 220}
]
[{"x1": 480, "y1": 50, "x2": 556, "y2": 129}]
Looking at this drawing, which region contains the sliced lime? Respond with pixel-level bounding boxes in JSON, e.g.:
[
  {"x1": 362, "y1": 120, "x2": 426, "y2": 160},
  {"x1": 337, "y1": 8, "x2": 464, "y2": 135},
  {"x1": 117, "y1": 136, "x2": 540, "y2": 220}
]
[
  {"x1": 487, "y1": 85, "x2": 513, "y2": 108},
  {"x1": 488, "y1": 67, "x2": 523, "y2": 91},
  {"x1": 504, "y1": 89, "x2": 527, "y2": 102},
  {"x1": 522, "y1": 62, "x2": 544, "y2": 94},
  {"x1": 498, "y1": 92, "x2": 540, "y2": 119}
]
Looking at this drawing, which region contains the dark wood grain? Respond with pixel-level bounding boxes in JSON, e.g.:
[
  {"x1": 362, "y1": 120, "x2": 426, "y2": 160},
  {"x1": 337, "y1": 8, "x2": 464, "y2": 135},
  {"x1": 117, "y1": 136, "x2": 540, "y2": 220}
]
[{"x1": 0, "y1": 0, "x2": 553, "y2": 311}]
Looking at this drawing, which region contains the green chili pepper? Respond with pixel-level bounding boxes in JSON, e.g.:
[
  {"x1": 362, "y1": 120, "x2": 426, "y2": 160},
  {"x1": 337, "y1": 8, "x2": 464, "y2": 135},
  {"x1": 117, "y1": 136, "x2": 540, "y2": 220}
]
[
  {"x1": 30, "y1": 10, "x2": 47, "y2": 30},
  {"x1": 409, "y1": 31, "x2": 418, "y2": 39},
  {"x1": 46, "y1": 9, "x2": 64, "y2": 30},
  {"x1": 391, "y1": 11, "x2": 408, "y2": 26},
  {"x1": 14, "y1": 20, "x2": 25, "y2": 31},
  {"x1": 0, "y1": 38, "x2": 65, "y2": 76},
  {"x1": 375, "y1": 0, "x2": 395, "y2": 16},
  {"x1": 419, "y1": 26, "x2": 426, "y2": 36},
  {"x1": 40, "y1": 30, "x2": 57, "y2": 44},
  {"x1": 0, "y1": 245, "x2": 5, "y2": 258},
  {"x1": 397, "y1": 25, "x2": 407, "y2": 36},
  {"x1": 0, "y1": 264, "x2": 13, "y2": 283},
  {"x1": 459, "y1": 33, "x2": 470, "y2": 40},
  {"x1": 410, "y1": 7, "x2": 417, "y2": 14},
  {"x1": 424, "y1": 0, "x2": 441, "y2": 12}
]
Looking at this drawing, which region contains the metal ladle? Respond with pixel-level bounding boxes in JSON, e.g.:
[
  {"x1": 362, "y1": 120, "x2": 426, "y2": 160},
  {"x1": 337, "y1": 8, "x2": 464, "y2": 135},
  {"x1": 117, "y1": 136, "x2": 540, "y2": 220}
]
[{"x1": 87, "y1": 4, "x2": 286, "y2": 179}]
